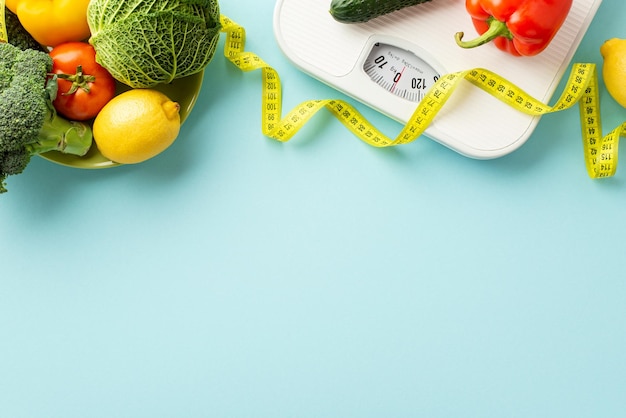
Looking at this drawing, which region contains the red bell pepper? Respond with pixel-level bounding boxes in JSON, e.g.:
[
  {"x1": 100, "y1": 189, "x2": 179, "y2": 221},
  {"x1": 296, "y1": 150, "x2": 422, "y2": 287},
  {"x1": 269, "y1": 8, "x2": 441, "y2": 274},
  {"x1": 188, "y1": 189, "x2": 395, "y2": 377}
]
[{"x1": 455, "y1": 0, "x2": 573, "y2": 56}]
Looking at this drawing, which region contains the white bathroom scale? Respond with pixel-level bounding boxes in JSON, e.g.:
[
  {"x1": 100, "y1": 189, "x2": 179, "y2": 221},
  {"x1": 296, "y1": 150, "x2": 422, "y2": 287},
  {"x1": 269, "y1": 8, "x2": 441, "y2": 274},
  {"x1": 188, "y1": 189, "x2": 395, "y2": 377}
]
[{"x1": 273, "y1": 0, "x2": 603, "y2": 158}]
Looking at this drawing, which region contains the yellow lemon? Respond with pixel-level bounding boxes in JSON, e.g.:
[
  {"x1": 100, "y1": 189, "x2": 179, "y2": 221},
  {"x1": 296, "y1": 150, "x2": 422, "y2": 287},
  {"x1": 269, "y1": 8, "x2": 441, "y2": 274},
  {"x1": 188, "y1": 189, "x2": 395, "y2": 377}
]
[
  {"x1": 601, "y1": 38, "x2": 626, "y2": 108},
  {"x1": 93, "y1": 89, "x2": 181, "y2": 164}
]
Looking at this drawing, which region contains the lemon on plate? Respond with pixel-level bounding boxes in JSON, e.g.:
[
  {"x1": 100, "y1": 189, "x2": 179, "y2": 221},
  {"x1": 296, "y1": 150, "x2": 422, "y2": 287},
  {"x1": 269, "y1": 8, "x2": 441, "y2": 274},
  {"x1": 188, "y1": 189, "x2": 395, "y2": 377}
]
[
  {"x1": 93, "y1": 89, "x2": 181, "y2": 164},
  {"x1": 601, "y1": 38, "x2": 626, "y2": 108}
]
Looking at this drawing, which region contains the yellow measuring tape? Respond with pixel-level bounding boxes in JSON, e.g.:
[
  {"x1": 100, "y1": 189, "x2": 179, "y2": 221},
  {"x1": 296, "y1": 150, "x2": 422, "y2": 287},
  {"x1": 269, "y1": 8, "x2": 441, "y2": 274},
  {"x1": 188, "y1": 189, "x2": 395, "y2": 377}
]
[
  {"x1": 220, "y1": 15, "x2": 626, "y2": 179},
  {"x1": 0, "y1": 0, "x2": 8, "y2": 43}
]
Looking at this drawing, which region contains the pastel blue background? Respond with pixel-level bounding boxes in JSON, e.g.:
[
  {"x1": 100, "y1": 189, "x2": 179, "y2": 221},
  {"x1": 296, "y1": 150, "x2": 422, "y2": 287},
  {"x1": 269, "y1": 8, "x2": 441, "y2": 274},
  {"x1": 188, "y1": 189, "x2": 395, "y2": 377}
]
[{"x1": 2, "y1": 0, "x2": 625, "y2": 417}]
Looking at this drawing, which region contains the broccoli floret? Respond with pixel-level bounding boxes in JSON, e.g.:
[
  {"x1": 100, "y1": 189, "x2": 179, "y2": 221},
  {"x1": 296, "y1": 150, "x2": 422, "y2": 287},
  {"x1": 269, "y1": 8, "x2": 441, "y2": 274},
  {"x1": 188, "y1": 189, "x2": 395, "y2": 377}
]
[
  {"x1": 0, "y1": 42, "x2": 93, "y2": 194},
  {"x1": 5, "y1": 8, "x2": 45, "y2": 52}
]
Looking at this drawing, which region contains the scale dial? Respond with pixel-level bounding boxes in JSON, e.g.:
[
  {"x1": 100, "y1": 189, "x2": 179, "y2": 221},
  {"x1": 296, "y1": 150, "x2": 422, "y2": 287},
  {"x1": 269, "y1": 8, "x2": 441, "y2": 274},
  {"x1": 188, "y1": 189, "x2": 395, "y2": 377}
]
[{"x1": 363, "y1": 42, "x2": 440, "y2": 103}]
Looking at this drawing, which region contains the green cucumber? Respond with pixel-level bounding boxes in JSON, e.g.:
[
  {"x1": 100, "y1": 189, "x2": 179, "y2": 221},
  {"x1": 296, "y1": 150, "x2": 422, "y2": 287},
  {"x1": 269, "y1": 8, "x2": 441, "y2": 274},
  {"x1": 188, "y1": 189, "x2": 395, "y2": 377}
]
[{"x1": 329, "y1": 0, "x2": 433, "y2": 24}]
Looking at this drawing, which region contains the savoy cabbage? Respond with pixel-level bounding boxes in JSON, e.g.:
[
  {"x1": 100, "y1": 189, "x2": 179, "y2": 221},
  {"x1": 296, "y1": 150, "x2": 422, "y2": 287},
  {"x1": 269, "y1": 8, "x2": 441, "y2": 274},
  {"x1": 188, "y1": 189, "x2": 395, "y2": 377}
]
[{"x1": 87, "y1": 0, "x2": 221, "y2": 88}]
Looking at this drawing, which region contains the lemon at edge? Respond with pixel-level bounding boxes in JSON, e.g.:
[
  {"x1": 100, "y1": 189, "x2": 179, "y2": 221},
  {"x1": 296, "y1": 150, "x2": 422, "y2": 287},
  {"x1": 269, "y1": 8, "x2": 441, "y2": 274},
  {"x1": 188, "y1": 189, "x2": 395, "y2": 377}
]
[
  {"x1": 601, "y1": 38, "x2": 626, "y2": 108},
  {"x1": 93, "y1": 89, "x2": 181, "y2": 164}
]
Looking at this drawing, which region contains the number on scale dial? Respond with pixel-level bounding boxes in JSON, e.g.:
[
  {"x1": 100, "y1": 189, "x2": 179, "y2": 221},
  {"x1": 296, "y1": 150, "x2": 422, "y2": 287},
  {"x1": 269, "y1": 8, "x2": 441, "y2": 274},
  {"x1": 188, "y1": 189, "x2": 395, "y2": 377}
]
[{"x1": 363, "y1": 42, "x2": 440, "y2": 103}]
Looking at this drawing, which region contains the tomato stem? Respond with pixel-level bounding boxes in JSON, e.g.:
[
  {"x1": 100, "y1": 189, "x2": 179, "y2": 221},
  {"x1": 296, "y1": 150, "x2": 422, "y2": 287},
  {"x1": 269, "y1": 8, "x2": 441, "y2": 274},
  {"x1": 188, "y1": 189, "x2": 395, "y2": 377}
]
[{"x1": 55, "y1": 65, "x2": 96, "y2": 95}]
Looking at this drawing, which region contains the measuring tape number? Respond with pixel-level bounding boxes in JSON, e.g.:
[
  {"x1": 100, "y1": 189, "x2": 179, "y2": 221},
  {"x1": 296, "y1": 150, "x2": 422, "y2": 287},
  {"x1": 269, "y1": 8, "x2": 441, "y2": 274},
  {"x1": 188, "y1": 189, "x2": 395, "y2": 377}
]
[{"x1": 220, "y1": 16, "x2": 626, "y2": 179}]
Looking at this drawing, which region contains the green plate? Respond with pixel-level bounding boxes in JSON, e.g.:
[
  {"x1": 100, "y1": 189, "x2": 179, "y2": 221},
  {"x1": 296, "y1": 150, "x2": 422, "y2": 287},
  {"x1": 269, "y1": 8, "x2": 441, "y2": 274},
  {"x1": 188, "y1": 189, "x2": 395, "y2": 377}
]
[{"x1": 39, "y1": 72, "x2": 204, "y2": 169}]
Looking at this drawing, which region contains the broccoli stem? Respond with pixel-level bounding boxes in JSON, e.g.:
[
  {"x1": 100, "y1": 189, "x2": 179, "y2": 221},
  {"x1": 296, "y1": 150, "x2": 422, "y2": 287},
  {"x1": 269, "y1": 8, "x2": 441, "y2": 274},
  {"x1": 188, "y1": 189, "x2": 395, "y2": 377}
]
[{"x1": 25, "y1": 111, "x2": 93, "y2": 156}]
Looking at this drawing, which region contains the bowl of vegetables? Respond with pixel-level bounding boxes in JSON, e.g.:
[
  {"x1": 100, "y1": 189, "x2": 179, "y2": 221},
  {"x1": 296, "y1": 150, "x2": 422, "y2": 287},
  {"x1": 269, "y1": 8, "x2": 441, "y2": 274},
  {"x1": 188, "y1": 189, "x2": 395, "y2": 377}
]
[
  {"x1": 1, "y1": 0, "x2": 221, "y2": 192},
  {"x1": 40, "y1": 73, "x2": 205, "y2": 169}
]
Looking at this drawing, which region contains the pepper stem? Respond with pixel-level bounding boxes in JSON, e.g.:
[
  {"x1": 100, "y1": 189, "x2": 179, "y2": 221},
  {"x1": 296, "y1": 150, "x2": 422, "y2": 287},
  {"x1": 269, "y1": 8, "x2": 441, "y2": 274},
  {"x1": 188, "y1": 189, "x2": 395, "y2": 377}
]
[{"x1": 455, "y1": 17, "x2": 512, "y2": 49}]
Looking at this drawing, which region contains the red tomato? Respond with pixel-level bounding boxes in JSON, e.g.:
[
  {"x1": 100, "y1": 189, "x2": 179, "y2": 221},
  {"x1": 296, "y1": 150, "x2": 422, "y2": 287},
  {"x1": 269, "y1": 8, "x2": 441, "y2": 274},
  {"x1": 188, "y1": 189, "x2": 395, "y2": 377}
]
[{"x1": 49, "y1": 42, "x2": 117, "y2": 121}]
